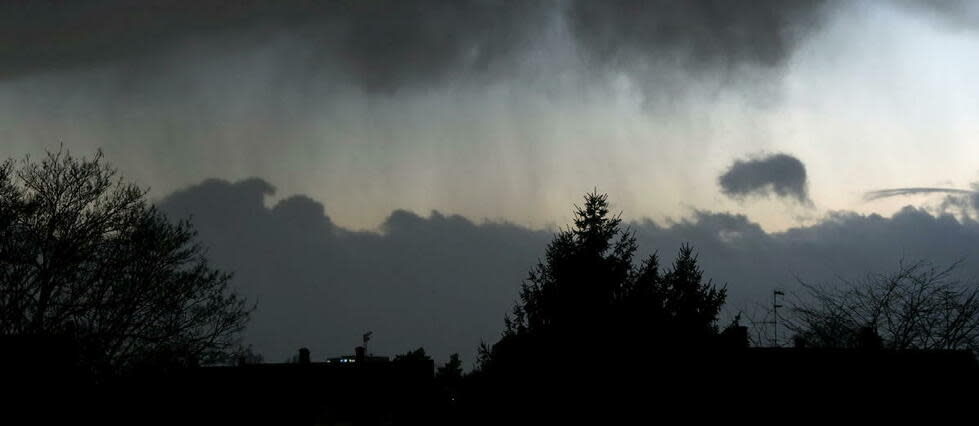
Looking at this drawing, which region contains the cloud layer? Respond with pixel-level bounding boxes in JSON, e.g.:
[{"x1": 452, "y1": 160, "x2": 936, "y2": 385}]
[
  {"x1": 718, "y1": 153, "x2": 811, "y2": 205},
  {"x1": 2, "y1": 0, "x2": 826, "y2": 91},
  {"x1": 6, "y1": 1, "x2": 979, "y2": 232},
  {"x1": 159, "y1": 178, "x2": 979, "y2": 365}
]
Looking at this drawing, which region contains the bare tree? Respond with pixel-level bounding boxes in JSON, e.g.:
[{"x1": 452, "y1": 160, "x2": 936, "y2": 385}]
[
  {"x1": 785, "y1": 259, "x2": 979, "y2": 352},
  {"x1": 0, "y1": 149, "x2": 251, "y2": 379}
]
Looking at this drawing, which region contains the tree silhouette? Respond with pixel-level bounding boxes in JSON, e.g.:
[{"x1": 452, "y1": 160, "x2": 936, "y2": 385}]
[
  {"x1": 436, "y1": 353, "x2": 462, "y2": 384},
  {"x1": 436, "y1": 353, "x2": 463, "y2": 411},
  {"x1": 660, "y1": 244, "x2": 726, "y2": 345},
  {"x1": 786, "y1": 258, "x2": 979, "y2": 352},
  {"x1": 465, "y1": 191, "x2": 728, "y2": 423},
  {"x1": 502, "y1": 191, "x2": 641, "y2": 341},
  {"x1": 0, "y1": 149, "x2": 251, "y2": 380},
  {"x1": 394, "y1": 347, "x2": 432, "y2": 363},
  {"x1": 479, "y1": 191, "x2": 727, "y2": 367}
]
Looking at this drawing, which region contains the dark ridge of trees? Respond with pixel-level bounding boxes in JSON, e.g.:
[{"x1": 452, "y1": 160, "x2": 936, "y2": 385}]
[
  {"x1": 394, "y1": 347, "x2": 431, "y2": 362},
  {"x1": 786, "y1": 258, "x2": 979, "y2": 352},
  {"x1": 0, "y1": 149, "x2": 251, "y2": 381}
]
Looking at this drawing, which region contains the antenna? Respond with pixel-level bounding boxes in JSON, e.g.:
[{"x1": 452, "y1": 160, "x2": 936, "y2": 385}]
[
  {"x1": 759, "y1": 289, "x2": 785, "y2": 347},
  {"x1": 772, "y1": 289, "x2": 784, "y2": 347},
  {"x1": 362, "y1": 331, "x2": 372, "y2": 353}
]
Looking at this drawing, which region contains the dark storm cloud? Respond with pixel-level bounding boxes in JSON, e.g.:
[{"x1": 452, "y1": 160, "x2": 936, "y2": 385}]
[
  {"x1": 2, "y1": 0, "x2": 828, "y2": 91},
  {"x1": 566, "y1": 0, "x2": 827, "y2": 70},
  {"x1": 0, "y1": 0, "x2": 552, "y2": 91},
  {"x1": 718, "y1": 153, "x2": 811, "y2": 204},
  {"x1": 159, "y1": 177, "x2": 979, "y2": 365}
]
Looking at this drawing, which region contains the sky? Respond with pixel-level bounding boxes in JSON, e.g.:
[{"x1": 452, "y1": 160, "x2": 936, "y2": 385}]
[{"x1": 4, "y1": 0, "x2": 979, "y2": 365}]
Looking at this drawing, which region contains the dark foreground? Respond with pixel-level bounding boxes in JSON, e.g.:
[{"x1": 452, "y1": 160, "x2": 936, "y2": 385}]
[{"x1": 6, "y1": 344, "x2": 979, "y2": 425}]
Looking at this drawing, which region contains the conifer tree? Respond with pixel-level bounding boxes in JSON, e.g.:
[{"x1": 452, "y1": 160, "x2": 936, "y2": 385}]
[{"x1": 482, "y1": 191, "x2": 726, "y2": 371}]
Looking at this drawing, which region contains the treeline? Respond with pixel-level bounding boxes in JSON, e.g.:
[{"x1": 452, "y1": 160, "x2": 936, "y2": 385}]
[{"x1": 4, "y1": 151, "x2": 978, "y2": 423}]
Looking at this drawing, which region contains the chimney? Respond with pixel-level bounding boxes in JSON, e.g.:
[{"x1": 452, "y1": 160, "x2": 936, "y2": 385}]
[
  {"x1": 355, "y1": 346, "x2": 366, "y2": 364},
  {"x1": 720, "y1": 324, "x2": 749, "y2": 349},
  {"x1": 298, "y1": 347, "x2": 311, "y2": 365}
]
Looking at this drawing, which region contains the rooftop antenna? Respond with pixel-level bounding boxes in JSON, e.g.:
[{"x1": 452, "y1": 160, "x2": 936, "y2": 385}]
[
  {"x1": 353, "y1": 331, "x2": 373, "y2": 364},
  {"x1": 772, "y1": 289, "x2": 784, "y2": 347},
  {"x1": 759, "y1": 289, "x2": 784, "y2": 347}
]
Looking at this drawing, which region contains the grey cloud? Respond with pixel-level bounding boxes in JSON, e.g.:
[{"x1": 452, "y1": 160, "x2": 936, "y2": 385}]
[
  {"x1": 159, "y1": 177, "x2": 979, "y2": 365},
  {"x1": 633, "y1": 207, "x2": 979, "y2": 311},
  {"x1": 864, "y1": 187, "x2": 974, "y2": 201},
  {"x1": 718, "y1": 153, "x2": 811, "y2": 204},
  {"x1": 158, "y1": 178, "x2": 552, "y2": 366},
  {"x1": 2, "y1": 0, "x2": 828, "y2": 92},
  {"x1": 867, "y1": 184, "x2": 979, "y2": 219},
  {"x1": 567, "y1": 0, "x2": 827, "y2": 70},
  {"x1": 864, "y1": 182, "x2": 979, "y2": 223},
  {"x1": 895, "y1": 0, "x2": 979, "y2": 29},
  {"x1": 0, "y1": 0, "x2": 552, "y2": 92},
  {"x1": 943, "y1": 189, "x2": 979, "y2": 215}
]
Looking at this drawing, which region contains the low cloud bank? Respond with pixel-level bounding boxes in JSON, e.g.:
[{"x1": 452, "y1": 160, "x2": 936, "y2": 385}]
[{"x1": 160, "y1": 178, "x2": 979, "y2": 365}]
